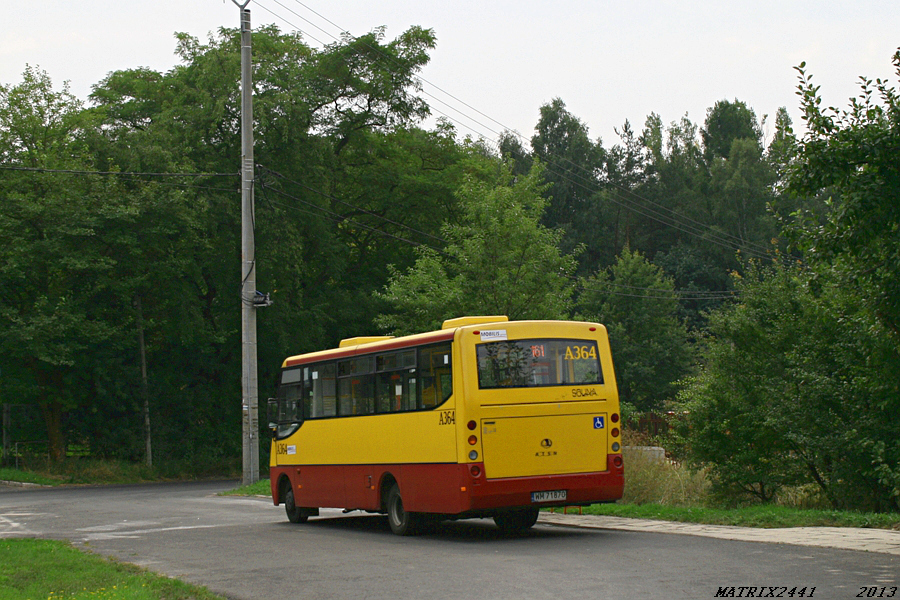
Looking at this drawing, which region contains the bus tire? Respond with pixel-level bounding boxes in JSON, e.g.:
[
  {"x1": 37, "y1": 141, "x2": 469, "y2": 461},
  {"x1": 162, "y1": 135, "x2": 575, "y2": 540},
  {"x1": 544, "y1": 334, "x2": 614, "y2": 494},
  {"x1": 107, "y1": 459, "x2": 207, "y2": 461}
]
[
  {"x1": 493, "y1": 507, "x2": 540, "y2": 533},
  {"x1": 283, "y1": 483, "x2": 309, "y2": 524},
  {"x1": 386, "y1": 483, "x2": 422, "y2": 536}
]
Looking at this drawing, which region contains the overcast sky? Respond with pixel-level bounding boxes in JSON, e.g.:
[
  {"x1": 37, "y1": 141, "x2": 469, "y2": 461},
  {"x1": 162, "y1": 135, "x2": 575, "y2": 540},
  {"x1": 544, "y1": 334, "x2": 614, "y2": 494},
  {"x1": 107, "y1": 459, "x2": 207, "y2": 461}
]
[{"x1": 5, "y1": 1, "x2": 898, "y2": 148}]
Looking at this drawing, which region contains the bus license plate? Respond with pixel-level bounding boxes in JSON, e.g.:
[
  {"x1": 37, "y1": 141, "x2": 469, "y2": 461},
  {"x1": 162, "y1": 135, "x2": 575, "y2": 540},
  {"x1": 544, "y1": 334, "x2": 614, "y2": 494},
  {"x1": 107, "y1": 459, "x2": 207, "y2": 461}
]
[{"x1": 531, "y1": 490, "x2": 567, "y2": 503}]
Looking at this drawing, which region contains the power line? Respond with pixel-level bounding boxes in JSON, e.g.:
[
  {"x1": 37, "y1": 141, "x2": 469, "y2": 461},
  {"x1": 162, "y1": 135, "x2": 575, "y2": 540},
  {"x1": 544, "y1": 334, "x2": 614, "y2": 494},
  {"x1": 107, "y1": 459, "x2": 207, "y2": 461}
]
[
  {"x1": 255, "y1": 169, "x2": 450, "y2": 255},
  {"x1": 252, "y1": 0, "x2": 786, "y2": 265},
  {"x1": 585, "y1": 279, "x2": 738, "y2": 298},
  {"x1": 257, "y1": 164, "x2": 450, "y2": 246},
  {"x1": 255, "y1": 165, "x2": 741, "y2": 302},
  {"x1": 0, "y1": 165, "x2": 238, "y2": 177}
]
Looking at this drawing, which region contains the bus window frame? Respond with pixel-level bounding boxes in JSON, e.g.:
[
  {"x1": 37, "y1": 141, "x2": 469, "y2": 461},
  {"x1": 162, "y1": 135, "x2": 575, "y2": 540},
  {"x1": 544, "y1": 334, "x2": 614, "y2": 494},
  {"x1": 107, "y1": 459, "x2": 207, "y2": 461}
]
[
  {"x1": 271, "y1": 366, "x2": 305, "y2": 439},
  {"x1": 273, "y1": 341, "x2": 452, "y2": 433},
  {"x1": 475, "y1": 337, "x2": 604, "y2": 390}
]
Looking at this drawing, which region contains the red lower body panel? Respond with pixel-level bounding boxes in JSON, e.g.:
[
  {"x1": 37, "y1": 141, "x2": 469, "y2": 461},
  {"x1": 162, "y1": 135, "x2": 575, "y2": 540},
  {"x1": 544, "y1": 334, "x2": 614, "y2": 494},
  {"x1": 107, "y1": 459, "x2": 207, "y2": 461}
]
[{"x1": 271, "y1": 454, "x2": 624, "y2": 516}]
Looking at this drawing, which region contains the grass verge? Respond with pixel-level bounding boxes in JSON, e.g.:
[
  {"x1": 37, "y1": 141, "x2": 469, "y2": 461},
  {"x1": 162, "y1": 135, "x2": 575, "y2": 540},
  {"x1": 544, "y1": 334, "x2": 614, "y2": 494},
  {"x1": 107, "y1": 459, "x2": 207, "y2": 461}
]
[
  {"x1": 0, "y1": 459, "x2": 240, "y2": 487},
  {"x1": 0, "y1": 467, "x2": 60, "y2": 487},
  {"x1": 0, "y1": 539, "x2": 224, "y2": 600},
  {"x1": 220, "y1": 479, "x2": 270, "y2": 497},
  {"x1": 574, "y1": 502, "x2": 900, "y2": 530}
]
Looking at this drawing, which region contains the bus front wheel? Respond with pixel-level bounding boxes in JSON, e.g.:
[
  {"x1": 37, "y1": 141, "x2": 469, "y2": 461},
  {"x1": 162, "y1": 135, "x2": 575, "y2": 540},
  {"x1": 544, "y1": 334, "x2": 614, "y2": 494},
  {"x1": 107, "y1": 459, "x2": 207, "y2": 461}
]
[
  {"x1": 283, "y1": 483, "x2": 309, "y2": 524},
  {"x1": 493, "y1": 507, "x2": 540, "y2": 533},
  {"x1": 386, "y1": 483, "x2": 423, "y2": 536}
]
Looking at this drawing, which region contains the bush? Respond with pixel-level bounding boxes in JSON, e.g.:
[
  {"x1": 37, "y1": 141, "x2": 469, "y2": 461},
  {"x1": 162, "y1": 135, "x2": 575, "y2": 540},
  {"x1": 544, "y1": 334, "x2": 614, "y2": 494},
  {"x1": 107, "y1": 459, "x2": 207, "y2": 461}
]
[{"x1": 621, "y1": 445, "x2": 709, "y2": 506}]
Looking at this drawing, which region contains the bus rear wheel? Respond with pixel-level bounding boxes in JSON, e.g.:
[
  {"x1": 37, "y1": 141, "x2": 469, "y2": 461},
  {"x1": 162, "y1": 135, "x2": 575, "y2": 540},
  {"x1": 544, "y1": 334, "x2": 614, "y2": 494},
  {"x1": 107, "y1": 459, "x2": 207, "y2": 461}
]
[
  {"x1": 283, "y1": 483, "x2": 311, "y2": 524},
  {"x1": 386, "y1": 483, "x2": 423, "y2": 536},
  {"x1": 493, "y1": 507, "x2": 540, "y2": 533}
]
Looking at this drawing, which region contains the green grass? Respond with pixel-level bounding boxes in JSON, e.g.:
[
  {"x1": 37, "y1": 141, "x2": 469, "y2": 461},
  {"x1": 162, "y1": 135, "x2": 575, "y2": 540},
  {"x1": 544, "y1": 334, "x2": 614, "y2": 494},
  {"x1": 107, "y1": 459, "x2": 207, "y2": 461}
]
[
  {"x1": 0, "y1": 467, "x2": 60, "y2": 487},
  {"x1": 0, "y1": 539, "x2": 224, "y2": 600},
  {"x1": 575, "y1": 502, "x2": 900, "y2": 530},
  {"x1": 0, "y1": 459, "x2": 240, "y2": 487},
  {"x1": 220, "y1": 479, "x2": 270, "y2": 497}
]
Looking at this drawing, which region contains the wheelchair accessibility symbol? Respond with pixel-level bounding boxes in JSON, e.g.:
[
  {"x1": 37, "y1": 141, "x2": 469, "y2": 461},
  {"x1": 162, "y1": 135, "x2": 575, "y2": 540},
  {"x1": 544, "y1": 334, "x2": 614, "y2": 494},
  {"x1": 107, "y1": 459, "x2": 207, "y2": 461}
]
[{"x1": 593, "y1": 416, "x2": 605, "y2": 429}]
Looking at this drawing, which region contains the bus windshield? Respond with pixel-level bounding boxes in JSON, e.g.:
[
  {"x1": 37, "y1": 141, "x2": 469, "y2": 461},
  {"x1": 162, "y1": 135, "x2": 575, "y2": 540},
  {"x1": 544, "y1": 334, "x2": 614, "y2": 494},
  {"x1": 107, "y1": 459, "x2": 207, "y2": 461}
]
[{"x1": 476, "y1": 339, "x2": 604, "y2": 389}]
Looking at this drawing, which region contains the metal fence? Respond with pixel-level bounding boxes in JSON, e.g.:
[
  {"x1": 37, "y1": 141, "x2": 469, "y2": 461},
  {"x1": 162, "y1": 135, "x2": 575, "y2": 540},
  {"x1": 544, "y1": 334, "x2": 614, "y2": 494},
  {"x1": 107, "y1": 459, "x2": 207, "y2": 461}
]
[{"x1": 10, "y1": 441, "x2": 50, "y2": 470}]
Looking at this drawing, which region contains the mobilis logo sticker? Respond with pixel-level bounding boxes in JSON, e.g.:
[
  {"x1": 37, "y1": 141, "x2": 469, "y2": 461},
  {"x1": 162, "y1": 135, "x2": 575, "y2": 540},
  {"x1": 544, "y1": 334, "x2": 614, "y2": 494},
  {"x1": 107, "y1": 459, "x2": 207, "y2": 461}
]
[{"x1": 480, "y1": 330, "x2": 508, "y2": 342}]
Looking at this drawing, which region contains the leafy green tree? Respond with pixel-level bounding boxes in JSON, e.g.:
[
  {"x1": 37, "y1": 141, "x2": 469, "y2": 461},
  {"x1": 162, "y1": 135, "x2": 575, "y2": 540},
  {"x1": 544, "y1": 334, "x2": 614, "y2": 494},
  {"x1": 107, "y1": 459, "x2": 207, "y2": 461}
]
[
  {"x1": 497, "y1": 130, "x2": 532, "y2": 176},
  {"x1": 707, "y1": 137, "x2": 778, "y2": 253},
  {"x1": 530, "y1": 98, "x2": 604, "y2": 258},
  {"x1": 84, "y1": 24, "x2": 463, "y2": 463},
  {"x1": 767, "y1": 106, "x2": 797, "y2": 179},
  {"x1": 577, "y1": 249, "x2": 692, "y2": 412},
  {"x1": 0, "y1": 68, "x2": 136, "y2": 460},
  {"x1": 701, "y1": 99, "x2": 762, "y2": 163},
  {"x1": 679, "y1": 261, "x2": 900, "y2": 510},
  {"x1": 784, "y1": 51, "x2": 900, "y2": 342},
  {"x1": 636, "y1": 113, "x2": 709, "y2": 254},
  {"x1": 376, "y1": 161, "x2": 577, "y2": 335},
  {"x1": 0, "y1": 23, "x2": 465, "y2": 465}
]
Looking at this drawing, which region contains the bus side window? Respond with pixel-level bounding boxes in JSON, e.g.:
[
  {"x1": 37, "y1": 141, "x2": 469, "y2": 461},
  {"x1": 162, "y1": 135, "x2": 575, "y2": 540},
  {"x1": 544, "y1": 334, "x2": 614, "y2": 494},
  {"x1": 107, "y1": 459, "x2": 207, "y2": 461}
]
[
  {"x1": 417, "y1": 343, "x2": 451, "y2": 409},
  {"x1": 338, "y1": 378, "x2": 352, "y2": 416},
  {"x1": 354, "y1": 374, "x2": 374, "y2": 415},
  {"x1": 338, "y1": 357, "x2": 375, "y2": 416},
  {"x1": 302, "y1": 367, "x2": 314, "y2": 418},
  {"x1": 374, "y1": 350, "x2": 417, "y2": 413},
  {"x1": 308, "y1": 363, "x2": 336, "y2": 417},
  {"x1": 375, "y1": 371, "x2": 393, "y2": 413},
  {"x1": 406, "y1": 372, "x2": 417, "y2": 411},
  {"x1": 278, "y1": 368, "x2": 304, "y2": 429},
  {"x1": 419, "y1": 373, "x2": 436, "y2": 409}
]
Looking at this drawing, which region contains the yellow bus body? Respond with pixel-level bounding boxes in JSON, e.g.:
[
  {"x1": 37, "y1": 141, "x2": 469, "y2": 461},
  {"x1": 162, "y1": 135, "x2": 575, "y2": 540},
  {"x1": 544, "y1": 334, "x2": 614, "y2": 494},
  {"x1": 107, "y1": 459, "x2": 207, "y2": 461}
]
[{"x1": 269, "y1": 318, "x2": 624, "y2": 532}]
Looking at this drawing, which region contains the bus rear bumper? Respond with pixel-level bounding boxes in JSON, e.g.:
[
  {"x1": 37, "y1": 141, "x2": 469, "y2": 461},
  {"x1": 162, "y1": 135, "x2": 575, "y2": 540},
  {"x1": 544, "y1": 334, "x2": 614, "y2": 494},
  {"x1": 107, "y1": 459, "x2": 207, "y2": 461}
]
[{"x1": 461, "y1": 454, "x2": 624, "y2": 512}]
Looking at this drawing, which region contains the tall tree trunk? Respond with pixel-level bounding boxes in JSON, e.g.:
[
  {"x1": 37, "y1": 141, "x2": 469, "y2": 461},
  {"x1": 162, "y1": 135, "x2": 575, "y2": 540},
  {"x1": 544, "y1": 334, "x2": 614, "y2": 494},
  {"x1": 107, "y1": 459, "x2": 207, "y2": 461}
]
[
  {"x1": 30, "y1": 360, "x2": 66, "y2": 462},
  {"x1": 42, "y1": 401, "x2": 65, "y2": 462}
]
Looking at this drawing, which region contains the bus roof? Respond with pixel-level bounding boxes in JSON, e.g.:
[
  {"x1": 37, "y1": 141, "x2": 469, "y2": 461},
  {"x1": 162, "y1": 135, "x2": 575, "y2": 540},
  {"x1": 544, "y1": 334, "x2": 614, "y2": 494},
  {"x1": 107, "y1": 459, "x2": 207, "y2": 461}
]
[
  {"x1": 282, "y1": 327, "x2": 455, "y2": 368},
  {"x1": 280, "y1": 317, "x2": 604, "y2": 368}
]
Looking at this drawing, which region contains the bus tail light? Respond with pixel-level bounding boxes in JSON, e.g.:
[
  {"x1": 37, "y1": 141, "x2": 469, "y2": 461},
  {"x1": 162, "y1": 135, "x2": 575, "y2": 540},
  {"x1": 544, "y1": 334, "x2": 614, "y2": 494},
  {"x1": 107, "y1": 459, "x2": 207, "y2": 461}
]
[
  {"x1": 611, "y1": 413, "x2": 619, "y2": 423},
  {"x1": 469, "y1": 450, "x2": 478, "y2": 460},
  {"x1": 468, "y1": 435, "x2": 478, "y2": 445},
  {"x1": 611, "y1": 428, "x2": 620, "y2": 438},
  {"x1": 467, "y1": 420, "x2": 477, "y2": 430},
  {"x1": 613, "y1": 455, "x2": 623, "y2": 468},
  {"x1": 469, "y1": 464, "x2": 482, "y2": 478}
]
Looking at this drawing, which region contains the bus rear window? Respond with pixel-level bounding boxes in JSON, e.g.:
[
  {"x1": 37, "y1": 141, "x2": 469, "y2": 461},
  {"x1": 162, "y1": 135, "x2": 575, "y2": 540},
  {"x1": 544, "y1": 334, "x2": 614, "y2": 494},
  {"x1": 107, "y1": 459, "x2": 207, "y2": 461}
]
[{"x1": 476, "y1": 339, "x2": 603, "y2": 389}]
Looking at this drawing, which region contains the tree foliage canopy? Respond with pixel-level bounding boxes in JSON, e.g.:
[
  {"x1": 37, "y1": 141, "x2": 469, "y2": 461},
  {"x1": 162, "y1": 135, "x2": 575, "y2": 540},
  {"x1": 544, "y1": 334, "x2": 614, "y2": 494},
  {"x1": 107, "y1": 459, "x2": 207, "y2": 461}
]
[
  {"x1": 376, "y1": 161, "x2": 577, "y2": 335},
  {"x1": 3, "y1": 25, "x2": 898, "y2": 513}
]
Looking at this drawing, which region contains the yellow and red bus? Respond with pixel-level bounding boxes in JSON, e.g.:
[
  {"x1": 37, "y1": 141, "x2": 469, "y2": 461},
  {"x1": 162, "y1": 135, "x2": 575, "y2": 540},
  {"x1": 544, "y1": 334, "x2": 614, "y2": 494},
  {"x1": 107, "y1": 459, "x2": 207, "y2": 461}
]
[{"x1": 268, "y1": 316, "x2": 623, "y2": 535}]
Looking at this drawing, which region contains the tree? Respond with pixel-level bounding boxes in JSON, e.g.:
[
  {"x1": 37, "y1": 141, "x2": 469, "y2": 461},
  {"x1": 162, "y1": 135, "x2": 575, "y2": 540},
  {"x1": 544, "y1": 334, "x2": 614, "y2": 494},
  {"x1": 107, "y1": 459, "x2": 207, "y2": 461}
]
[
  {"x1": 707, "y1": 137, "x2": 778, "y2": 252},
  {"x1": 701, "y1": 99, "x2": 762, "y2": 164},
  {"x1": 82, "y1": 24, "x2": 464, "y2": 464},
  {"x1": 767, "y1": 106, "x2": 797, "y2": 180},
  {"x1": 679, "y1": 261, "x2": 900, "y2": 510},
  {"x1": 783, "y1": 51, "x2": 900, "y2": 342},
  {"x1": 0, "y1": 68, "x2": 136, "y2": 460},
  {"x1": 0, "y1": 24, "x2": 465, "y2": 466},
  {"x1": 530, "y1": 99, "x2": 604, "y2": 258},
  {"x1": 497, "y1": 130, "x2": 532, "y2": 176},
  {"x1": 577, "y1": 249, "x2": 692, "y2": 412},
  {"x1": 376, "y1": 161, "x2": 578, "y2": 335}
]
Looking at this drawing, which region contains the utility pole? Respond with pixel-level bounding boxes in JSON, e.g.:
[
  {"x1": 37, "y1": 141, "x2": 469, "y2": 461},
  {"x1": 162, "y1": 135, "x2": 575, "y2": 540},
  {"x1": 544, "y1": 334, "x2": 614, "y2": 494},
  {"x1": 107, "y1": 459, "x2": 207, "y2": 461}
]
[{"x1": 234, "y1": 0, "x2": 259, "y2": 486}]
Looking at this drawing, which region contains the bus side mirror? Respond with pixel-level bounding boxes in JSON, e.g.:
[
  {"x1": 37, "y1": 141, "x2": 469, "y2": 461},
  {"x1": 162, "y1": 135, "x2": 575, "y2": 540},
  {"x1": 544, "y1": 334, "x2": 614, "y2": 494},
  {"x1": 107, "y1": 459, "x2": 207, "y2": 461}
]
[{"x1": 267, "y1": 398, "x2": 278, "y2": 430}]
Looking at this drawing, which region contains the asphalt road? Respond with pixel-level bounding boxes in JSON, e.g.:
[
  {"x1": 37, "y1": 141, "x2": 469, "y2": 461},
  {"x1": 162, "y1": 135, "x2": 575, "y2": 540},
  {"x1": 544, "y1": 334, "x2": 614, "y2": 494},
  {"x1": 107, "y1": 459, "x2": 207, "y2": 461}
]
[{"x1": 1, "y1": 480, "x2": 897, "y2": 600}]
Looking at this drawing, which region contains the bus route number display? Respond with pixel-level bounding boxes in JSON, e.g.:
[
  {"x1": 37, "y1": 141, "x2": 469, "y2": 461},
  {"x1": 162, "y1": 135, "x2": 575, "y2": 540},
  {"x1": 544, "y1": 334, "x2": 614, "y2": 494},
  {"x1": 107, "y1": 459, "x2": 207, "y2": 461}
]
[{"x1": 530, "y1": 344, "x2": 597, "y2": 361}]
